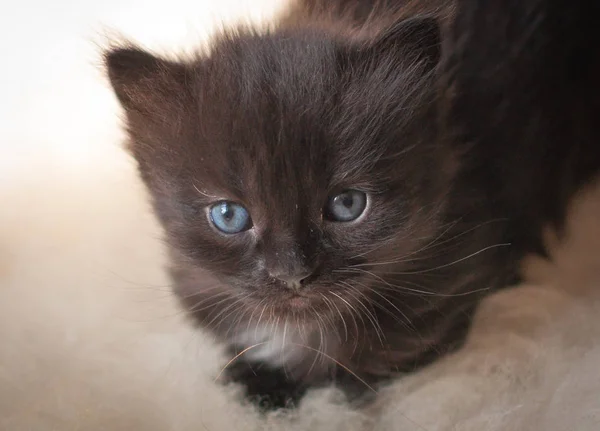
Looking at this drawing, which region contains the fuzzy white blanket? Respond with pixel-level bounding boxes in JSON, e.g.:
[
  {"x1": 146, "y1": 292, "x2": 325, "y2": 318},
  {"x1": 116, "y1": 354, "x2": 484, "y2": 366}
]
[{"x1": 1, "y1": 1, "x2": 599, "y2": 430}]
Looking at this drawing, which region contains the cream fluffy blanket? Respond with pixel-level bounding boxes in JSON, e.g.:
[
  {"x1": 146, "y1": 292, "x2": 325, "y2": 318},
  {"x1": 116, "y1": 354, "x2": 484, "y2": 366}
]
[{"x1": 1, "y1": 1, "x2": 599, "y2": 430}]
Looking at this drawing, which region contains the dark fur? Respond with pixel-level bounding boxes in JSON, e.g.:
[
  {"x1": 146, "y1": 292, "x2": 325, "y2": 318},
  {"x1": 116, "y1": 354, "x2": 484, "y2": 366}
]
[
  {"x1": 443, "y1": 0, "x2": 600, "y2": 258},
  {"x1": 104, "y1": 0, "x2": 600, "y2": 411},
  {"x1": 105, "y1": 7, "x2": 497, "y2": 409}
]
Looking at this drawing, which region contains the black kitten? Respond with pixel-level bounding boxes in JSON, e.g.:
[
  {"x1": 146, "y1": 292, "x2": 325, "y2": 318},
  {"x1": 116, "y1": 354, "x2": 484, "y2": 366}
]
[{"x1": 104, "y1": 1, "x2": 508, "y2": 410}]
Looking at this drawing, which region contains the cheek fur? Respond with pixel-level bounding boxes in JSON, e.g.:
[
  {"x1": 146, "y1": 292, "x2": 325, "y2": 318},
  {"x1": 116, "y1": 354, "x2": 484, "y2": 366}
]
[{"x1": 324, "y1": 200, "x2": 413, "y2": 258}]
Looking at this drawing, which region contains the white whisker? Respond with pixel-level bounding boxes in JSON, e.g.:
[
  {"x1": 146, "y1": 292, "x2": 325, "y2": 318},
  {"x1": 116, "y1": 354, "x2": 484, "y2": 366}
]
[
  {"x1": 322, "y1": 293, "x2": 348, "y2": 342},
  {"x1": 385, "y1": 243, "x2": 511, "y2": 275},
  {"x1": 334, "y1": 285, "x2": 386, "y2": 346}
]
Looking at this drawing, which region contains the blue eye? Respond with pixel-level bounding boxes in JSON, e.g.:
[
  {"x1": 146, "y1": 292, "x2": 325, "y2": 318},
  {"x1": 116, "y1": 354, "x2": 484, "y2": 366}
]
[
  {"x1": 209, "y1": 201, "x2": 252, "y2": 234},
  {"x1": 324, "y1": 190, "x2": 368, "y2": 222}
]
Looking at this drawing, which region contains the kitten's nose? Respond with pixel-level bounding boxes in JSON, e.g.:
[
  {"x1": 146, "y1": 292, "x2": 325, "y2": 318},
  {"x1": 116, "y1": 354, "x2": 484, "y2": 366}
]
[{"x1": 271, "y1": 271, "x2": 313, "y2": 290}]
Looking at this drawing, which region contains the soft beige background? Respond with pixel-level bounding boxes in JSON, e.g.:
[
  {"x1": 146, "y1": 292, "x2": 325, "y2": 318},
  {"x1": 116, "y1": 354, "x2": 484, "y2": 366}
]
[{"x1": 1, "y1": 1, "x2": 599, "y2": 430}]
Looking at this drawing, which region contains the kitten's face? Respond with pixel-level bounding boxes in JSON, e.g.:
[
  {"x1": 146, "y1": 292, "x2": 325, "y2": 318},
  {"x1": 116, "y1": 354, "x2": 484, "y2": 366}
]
[{"x1": 106, "y1": 18, "x2": 451, "y2": 325}]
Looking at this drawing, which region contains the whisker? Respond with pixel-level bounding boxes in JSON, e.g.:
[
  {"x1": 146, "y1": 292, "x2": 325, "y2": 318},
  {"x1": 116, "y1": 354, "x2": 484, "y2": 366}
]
[
  {"x1": 188, "y1": 292, "x2": 236, "y2": 314},
  {"x1": 306, "y1": 307, "x2": 326, "y2": 375},
  {"x1": 209, "y1": 303, "x2": 245, "y2": 332},
  {"x1": 385, "y1": 243, "x2": 511, "y2": 275},
  {"x1": 328, "y1": 290, "x2": 359, "y2": 351},
  {"x1": 205, "y1": 294, "x2": 250, "y2": 329},
  {"x1": 347, "y1": 218, "x2": 508, "y2": 269},
  {"x1": 354, "y1": 217, "x2": 462, "y2": 267},
  {"x1": 374, "y1": 283, "x2": 491, "y2": 298},
  {"x1": 316, "y1": 311, "x2": 333, "y2": 365},
  {"x1": 347, "y1": 203, "x2": 446, "y2": 262},
  {"x1": 348, "y1": 279, "x2": 416, "y2": 332},
  {"x1": 336, "y1": 283, "x2": 386, "y2": 346},
  {"x1": 214, "y1": 342, "x2": 269, "y2": 382},
  {"x1": 338, "y1": 266, "x2": 491, "y2": 297},
  {"x1": 289, "y1": 343, "x2": 377, "y2": 394},
  {"x1": 345, "y1": 282, "x2": 437, "y2": 356},
  {"x1": 178, "y1": 286, "x2": 229, "y2": 301},
  {"x1": 298, "y1": 312, "x2": 308, "y2": 340},
  {"x1": 224, "y1": 306, "x2": 250, "y2": 340},
  {"x1": 417, "y1": 218, "x2": 508, "y2": 252},
  {"x1": 330, "y1": 289, "x2": 367, "y2": 335},
  {"x1": 339, "y1": 266, "x2": 437, "y2": 295},
  {"x1": 348, "y1": 294, "x2": 387, "y2": 344},
  {"x1": 321, "y1": 293, "x2": 348, "y2": 342},
  {"x1": 281, "y1": 318, "x2": 290, "y2": 380},
  {"x1": 245, "y1": 298, "x2": 266, "y2": 334},
  {"x1": 254, "y1": 302, "x2": 269, "y2": 340}
]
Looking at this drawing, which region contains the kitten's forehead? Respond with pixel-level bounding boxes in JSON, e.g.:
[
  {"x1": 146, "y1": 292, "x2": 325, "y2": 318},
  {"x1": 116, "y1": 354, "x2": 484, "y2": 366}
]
[
  {"x1": 207, "y1": 30, "x2": 339, "y2": 104},
  {"x1": 193, "y1": 33, "x2": 347, "y2": 204},
  {"x1": 183, "y1": 28, "x2": 437, "y2": 215}
]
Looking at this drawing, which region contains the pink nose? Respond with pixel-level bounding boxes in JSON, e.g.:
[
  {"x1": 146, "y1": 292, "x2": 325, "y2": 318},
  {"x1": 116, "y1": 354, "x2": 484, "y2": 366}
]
[{"x1": 270, "y1": 271, "x2": 312, "y2": 290}]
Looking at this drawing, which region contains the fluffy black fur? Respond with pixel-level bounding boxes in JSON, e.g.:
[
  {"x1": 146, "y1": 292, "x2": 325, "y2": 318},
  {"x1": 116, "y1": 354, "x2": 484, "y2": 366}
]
[
  {"x1": 104, "y1": 7, "x2": 494, "y2": 409},
  {"x1": 104, "y1": 0, "x2": 600, "y2": 412},
  {"x1": 444, "y1": 0, "x2": 600, "y2": 256}
]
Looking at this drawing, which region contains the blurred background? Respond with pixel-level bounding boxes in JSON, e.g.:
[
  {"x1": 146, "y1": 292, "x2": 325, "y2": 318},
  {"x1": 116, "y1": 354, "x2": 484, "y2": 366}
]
[{"x1": 0, "y1": 0, "x2": 283, "y2": 177}]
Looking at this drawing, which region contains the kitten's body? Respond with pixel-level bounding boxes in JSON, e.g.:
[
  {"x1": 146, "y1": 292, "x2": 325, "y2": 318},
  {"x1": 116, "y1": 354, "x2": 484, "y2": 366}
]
[
  {"x1": 105, "y1": 2, "x2": 493, "y2": 407},
  {"x1": 104, "y1": 0, "x2": 599, "y2": 410}
]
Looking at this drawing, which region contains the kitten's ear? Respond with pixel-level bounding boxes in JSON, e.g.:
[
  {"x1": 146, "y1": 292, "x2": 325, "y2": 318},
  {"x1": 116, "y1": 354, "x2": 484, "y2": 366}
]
[
  {"x1": 104, "y1": 46, "x2": 188, "y2": 116},
  {"x1": 367, "y1": 16, "x2": 441, "y2": 70}
]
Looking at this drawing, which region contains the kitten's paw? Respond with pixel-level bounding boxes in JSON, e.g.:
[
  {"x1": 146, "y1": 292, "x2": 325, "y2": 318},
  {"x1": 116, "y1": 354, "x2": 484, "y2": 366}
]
[{"x1": 223, "y1": 360, "x2": 308, "y2": 411}]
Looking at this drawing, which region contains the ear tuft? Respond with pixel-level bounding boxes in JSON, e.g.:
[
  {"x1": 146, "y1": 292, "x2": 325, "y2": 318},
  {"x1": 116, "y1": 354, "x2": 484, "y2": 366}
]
[
  {"x1": 105, "y1": 47, "x2": 159, "y2": 109},
  {"x1": 372, "y1": 16, "x2": 442, "y2": 69},
  {"x1": 105, "y1": 47, "x2": 161, "y2": 81},
  {"x1": 104, "y1": 46, "x2": 187, "y2": 114}
]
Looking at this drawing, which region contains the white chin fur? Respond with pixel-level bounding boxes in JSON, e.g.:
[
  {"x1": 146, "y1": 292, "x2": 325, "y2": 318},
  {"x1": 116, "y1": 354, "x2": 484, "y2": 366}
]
[{"x1": 233, "y1": 324, "x2": 309, "y2": 367}]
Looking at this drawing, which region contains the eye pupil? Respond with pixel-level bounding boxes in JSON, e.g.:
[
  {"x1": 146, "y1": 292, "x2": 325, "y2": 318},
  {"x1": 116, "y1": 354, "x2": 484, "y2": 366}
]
[
  {"x1": 209, "y1": 201, "x2": 252, "y2": 234},
  {"x1": 220, "y1": 204, "x2": 234, "y2": 220},
  {"x1": 325, "y1": 190, "x2": 367, "y2": 222},
  {"x1": 341, "y1": 196, "x2": 353, "y2": 208}
]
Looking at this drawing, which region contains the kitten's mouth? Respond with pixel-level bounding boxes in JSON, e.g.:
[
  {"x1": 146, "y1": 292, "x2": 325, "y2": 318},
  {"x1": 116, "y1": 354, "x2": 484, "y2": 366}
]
[
  {"x1": 265, "y1": 288, "x2": 341, "y2": 316},
  {"x1": 258, "y1": 291, "x2": 319, "y2": 315},
  {"x1": 288, "y1": 295, "x2": 310, "y2": 309},
  {"x1": 247, "y1": 282, "x2": 356, "y2": 318}
]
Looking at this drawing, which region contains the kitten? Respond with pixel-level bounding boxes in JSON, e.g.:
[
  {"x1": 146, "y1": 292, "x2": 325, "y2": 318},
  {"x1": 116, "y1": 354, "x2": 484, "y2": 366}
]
[{"x1": 104, "y1": 1, "x2": 508, "y2": 409}]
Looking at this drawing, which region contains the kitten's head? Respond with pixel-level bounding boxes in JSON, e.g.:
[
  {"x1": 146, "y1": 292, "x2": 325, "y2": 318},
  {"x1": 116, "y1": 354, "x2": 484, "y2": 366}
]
[{"x1": 106, "y1": 17, "x2": 452, "y2": 327}]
